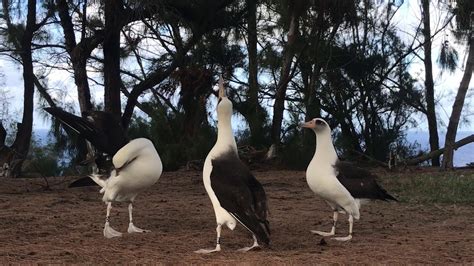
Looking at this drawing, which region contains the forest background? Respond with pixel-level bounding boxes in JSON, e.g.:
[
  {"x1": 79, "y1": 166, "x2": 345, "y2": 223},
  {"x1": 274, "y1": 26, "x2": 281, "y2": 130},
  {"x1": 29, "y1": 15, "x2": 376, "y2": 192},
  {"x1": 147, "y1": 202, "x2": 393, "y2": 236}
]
[{"x1": 0, "y1": 0, "x2": 473, "y2": 177}]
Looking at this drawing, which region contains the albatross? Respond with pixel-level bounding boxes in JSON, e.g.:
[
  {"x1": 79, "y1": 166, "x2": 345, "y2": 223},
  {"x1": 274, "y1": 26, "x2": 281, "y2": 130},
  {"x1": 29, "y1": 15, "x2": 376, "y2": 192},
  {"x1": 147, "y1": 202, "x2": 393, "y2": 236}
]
[
  {"x1": 301, "y1": 118, "x2": 397, "y2": 241},
  {"x1": 195, "y1": 77, "x2": 270, "y2": 253},
  {"x1": 44, "y1": 107, "x2": 163, "y2": 238}
]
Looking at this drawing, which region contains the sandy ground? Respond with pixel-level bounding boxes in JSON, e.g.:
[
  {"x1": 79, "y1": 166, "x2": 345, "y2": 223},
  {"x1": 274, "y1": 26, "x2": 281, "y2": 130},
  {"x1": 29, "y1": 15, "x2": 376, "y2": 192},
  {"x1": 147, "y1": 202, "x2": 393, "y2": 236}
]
[{"x1": 0, "y1": 170, "x2": 473, "y2": 264}]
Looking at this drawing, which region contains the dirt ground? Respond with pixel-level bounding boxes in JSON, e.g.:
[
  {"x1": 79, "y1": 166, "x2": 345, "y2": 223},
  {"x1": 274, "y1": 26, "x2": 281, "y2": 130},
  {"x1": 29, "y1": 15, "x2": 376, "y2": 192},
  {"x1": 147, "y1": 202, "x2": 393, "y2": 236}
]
[{"x1": 0, "y1": 170, "x2": 473, "y2": 264}]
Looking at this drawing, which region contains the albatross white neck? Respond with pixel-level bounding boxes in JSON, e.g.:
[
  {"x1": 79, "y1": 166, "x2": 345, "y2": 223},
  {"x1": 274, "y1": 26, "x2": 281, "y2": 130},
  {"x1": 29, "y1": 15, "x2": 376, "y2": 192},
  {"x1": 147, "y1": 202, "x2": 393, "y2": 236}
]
[
  {"x1": 215, "y1": 98, "x2": 237, "y2": 153},
  {"x1": 313, "y1": 128, "x2": 338, "y2": 165}
]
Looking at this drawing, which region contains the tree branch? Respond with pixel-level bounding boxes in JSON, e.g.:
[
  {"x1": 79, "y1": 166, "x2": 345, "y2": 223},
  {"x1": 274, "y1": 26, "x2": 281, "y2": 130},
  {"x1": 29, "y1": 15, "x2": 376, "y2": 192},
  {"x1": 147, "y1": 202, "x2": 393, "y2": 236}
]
[{"x1": 401, "y1": 134, "x2": 474, "y2": 166}]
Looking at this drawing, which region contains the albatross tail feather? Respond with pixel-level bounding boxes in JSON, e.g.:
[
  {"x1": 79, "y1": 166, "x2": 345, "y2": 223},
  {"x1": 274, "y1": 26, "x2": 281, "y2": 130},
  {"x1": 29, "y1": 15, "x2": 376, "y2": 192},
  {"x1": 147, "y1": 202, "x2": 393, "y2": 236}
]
[
  {"x1": 231, "y1": 213, "x2": 271, "y2": 246},
  {"x1": 68, "y1": 176, "x2": 99, "y2": 187},
  {"x1": 376, "y1": 183, "x2": 398, "y2": 201}
]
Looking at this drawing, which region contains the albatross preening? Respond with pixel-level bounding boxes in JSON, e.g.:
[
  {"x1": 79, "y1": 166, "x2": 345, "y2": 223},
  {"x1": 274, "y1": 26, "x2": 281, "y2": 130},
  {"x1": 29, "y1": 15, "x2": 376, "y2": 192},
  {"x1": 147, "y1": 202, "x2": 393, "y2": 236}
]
[
  {"x1": 301, "y1": 118, "x2": 397, "y2": 241},
  {"x1": 44, "y1": 107, "x2": 163, "y2": 238},
  {"x1": 45, "y1": 107, "x2": 129, "y2": 185},
  {"x1": 195, "y1": 77, "x2": 270, "y2": 253}
]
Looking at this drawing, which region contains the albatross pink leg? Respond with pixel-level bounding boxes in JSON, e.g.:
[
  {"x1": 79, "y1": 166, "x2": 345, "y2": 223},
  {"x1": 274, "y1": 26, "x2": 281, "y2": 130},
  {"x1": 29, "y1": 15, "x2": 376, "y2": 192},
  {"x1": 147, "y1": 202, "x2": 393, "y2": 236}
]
[
  {"x1": 194, "y1": 224, "x2": 222, "y2": 254},
  {"x1": 311, "y1": 211, "x2": 338, "y2": 236},
  {"x1": 127, "y1": 203, "x2": 151, "y2": 233},
  {"x1": 103, "y1": 202, "x2": 122, "y2": 238}
]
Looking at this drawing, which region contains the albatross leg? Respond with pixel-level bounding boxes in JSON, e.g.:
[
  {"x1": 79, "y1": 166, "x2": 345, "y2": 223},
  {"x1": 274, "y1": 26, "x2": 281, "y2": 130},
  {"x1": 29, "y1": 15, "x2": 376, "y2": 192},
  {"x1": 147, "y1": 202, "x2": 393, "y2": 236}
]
[
  {"x1": 194, "y1": 224, "x2": 222, "y2": 254},
  {"x1": 311, "y1": 211, "x2": 338, "y2": 236},
  {"x1": 127, "y1": 203, "x2": 151, "y2": 233},
  {"x1": 333, "y1": 215, "x2": 353, "y2": 241},
  {"x1": 237, "y1": 235, "x2": 260, "y2": 252},
  {"x1": 103, "y1": 202, "x2": 122, "y2": 238}
]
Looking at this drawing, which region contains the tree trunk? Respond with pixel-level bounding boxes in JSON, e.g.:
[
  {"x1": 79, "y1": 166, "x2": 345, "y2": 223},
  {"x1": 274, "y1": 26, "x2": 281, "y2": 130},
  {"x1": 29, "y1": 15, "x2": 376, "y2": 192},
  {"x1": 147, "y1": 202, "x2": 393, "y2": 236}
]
[
  {"x1": 442, "y1": 39, "x2": 474, "y2": 169},
  {"x1": 246, "y1": 0, "x2": 267, "y2": 148},
  {"x1": 0, "y1": 122, "x2": 6, "y2": 147},
  {"x1": 178, "y1": 67, "x2": 212, "y2": 139},
  {"x1": 421, "y1": 0, "x2": 441, "y2": 166},
  {"x1": 5, "y1": 0, "x2": 37, "y2": 177},
  {"x1": 103, "y1": 0, "x2": 123, "y2": 116},
  {"x1": 57, "y1": 0, "x2": 94, "y2": 113},
  {"x1": 73, "y1": 59, "x2": 93, "y2": 112},
  {"x1": 270, "y1": 3, "x2": 300, "y2": 152}
]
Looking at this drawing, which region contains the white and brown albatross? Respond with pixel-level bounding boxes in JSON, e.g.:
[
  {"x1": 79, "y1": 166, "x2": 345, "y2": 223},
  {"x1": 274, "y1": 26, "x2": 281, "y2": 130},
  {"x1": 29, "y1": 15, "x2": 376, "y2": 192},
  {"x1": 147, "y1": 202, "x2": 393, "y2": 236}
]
[
  {"x1": 301, "y1": 118, "x2": 396, "y2": 241},
  {"x1": 45, "y1": 107, "x2": 163, "y2": 238},
  {"x1": 195, "y1": 77, "x2": 270, "y2": 253}
]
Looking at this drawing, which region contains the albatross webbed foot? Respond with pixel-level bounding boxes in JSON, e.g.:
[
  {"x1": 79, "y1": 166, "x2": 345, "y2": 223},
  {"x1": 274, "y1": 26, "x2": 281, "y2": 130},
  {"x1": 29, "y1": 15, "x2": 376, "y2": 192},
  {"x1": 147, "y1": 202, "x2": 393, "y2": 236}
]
[
  {"x1": 332, "y1": 234, "x2": 352, "y2": 241},
  {"x1": 194, "y1": 245, "x2": 221, "y2": 254},
  {"x1": 311, "y1": 212, "x2": 337, "y2": 237},
  {"x1": 310, "y1": 230, "x2": 335, "y2": 237},
  {"x1": 237, "y1": 235, "x2": 261, "y2": 252},
  {"x1": 195, "y1": 224, "x2": 222, "y2": 254},
  {"x1": 237, "y1": 244, "x2": 261, "y2": 252},
  {"x1": 104, "y1": 222, "x2": 122, "y2": 238},
  {"x1": 128, "y1": 223, "x2": 151, "y2": 234},
  {"x1": 127, "y1": 203, "x2": 151, "y2": 234}
]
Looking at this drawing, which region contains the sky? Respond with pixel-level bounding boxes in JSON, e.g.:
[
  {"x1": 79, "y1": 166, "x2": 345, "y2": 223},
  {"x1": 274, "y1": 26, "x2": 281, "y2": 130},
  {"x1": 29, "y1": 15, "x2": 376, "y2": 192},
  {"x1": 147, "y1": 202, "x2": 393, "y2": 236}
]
[
  {"x1": 393, "y1": 0, "x2": 474, "y2": 132},
  {"x1": 0, "y1": 0, "x2": 473, "y2": 135}
]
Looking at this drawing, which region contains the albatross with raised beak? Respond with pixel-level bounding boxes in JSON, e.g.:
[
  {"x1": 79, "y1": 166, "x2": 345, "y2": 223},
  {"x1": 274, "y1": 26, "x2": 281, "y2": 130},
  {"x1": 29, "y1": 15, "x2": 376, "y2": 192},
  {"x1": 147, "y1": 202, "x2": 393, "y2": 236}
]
[
  {"x1": 302, "y1": 118, "x2": 397, "y2": 241},
  {"x1": 195, "y1": 77, "x2": 270, "y2": 253}
]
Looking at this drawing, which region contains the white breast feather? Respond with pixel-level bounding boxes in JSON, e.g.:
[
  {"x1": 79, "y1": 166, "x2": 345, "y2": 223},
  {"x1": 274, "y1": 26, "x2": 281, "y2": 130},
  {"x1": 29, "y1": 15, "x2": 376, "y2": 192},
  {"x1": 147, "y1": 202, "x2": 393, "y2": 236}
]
[
  {"x1": 203, "y1": 149, "x2": 237, "y2": 230},
  {"x1": 306, "y1": 153, "x2": 360, "y2": 220}
]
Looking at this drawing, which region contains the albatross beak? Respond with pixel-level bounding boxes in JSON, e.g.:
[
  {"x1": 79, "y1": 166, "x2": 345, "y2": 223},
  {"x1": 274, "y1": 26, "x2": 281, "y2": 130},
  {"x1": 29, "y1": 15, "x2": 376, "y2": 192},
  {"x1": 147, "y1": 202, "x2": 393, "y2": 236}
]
[
  {"x1": 218, "y1": 75, "x2": 226, "y2": 98},
  {"x1": 300, "y1": 121, "x2": 314, "y2": 129}
]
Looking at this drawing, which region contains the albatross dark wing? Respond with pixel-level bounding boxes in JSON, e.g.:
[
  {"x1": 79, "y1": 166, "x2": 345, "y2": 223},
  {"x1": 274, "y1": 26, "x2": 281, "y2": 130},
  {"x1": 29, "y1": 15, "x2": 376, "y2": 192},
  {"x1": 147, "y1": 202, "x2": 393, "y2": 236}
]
[
  {"x1": 44, "y1": 107, "x2": 128, "y2": 155},
  {"x1": 334, "y1": 160, "x2": 397, "y2": 201},
  {"x1": 210, "y1": 150, "x2": 270, "y2": 245}
]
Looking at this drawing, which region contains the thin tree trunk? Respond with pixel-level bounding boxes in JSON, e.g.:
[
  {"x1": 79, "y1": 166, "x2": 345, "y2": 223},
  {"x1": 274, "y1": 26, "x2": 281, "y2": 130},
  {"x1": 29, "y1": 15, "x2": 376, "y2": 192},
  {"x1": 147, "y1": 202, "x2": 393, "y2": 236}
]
[
  {"x1": 56, "y1": 0, "x2": 102, "y2": 166},
  {"x1": 270, "y1": 4, "x2": 300, "y2": 152},
  {"x1": 0, "y1": 122, "x2": 6, "y2": 147},
  {"x1": 442, "y1": 40, "x2": 474, "y2": 169},
  {"x1": 421, "y1": 0, "x2": 440, "y2": 166},
  {"x1": 103, "y1": 0, "x2": 123, "y2": 116},
  {"x1": 57, "y1": 0, "x2": 94, "y2": 113},
  {"x1": 7, "y1": 0, "x2": 37, "y2": 177},
  {"x1": 246, "y1": 0, "x2": 267, "y2": 147}
]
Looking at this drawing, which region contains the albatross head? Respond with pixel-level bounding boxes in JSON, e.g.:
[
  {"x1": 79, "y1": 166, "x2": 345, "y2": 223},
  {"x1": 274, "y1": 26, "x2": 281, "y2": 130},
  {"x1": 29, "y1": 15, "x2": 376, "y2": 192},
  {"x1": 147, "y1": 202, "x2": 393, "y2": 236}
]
[
  {"x1": 300, "y1": 118, "x2": 331, "y2": 134},
  {"x1": 216, "y1": 75, "x2": 233, "y2": 119}
]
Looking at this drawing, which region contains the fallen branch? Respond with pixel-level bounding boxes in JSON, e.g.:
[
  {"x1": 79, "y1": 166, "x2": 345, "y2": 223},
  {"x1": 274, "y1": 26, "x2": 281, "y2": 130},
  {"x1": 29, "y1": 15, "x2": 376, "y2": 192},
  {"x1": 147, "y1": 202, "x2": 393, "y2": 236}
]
[{"x1": 401, "y1": 134, "x2": 474, "y2": 166}]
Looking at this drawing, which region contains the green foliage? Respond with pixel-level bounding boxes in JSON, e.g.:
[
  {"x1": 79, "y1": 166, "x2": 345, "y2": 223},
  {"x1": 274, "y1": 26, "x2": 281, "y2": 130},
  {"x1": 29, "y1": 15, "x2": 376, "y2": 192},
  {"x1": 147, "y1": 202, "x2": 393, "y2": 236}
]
[
  {"x1": 438, "y1": 40, "x2": 459, "y2": 74},
  {"x1": 0, "y1": 86, "x2": 16, "y2": 146},
  {"x1": 383, "y1": 171, "x2": 474, "y2": 204},
  {"x1": 22, "y1": 134, "x2": 70, "y2": 177},
  {"x1": 191, "y1": 33, "x2": 245, "y2": 71},
  {"x1": 280, "y1": 129, "x2": 314, "y2": 170},
  {"x1": 454, "y1": 0, "x2": 474, "y2": 32},
  {"x1": 128, "y1": 100, "x2": 216, "y2": 171},
  {"x1": 311, "y1": 3, "x2": 417, "y2": 162},
  {"x1": 279, "y1": 108, "x2": 314, "y2": 170},
  {"x1": 2, "y1": 0, "x2": 463, "y2": 175}
]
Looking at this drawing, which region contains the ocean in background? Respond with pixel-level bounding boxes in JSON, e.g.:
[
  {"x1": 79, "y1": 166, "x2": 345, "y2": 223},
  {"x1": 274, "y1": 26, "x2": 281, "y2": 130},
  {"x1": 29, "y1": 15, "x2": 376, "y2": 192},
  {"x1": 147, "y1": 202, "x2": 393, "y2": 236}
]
[{"x1": 33, "y1": 129, "x2": 473, "y2": 167}]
